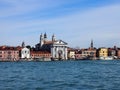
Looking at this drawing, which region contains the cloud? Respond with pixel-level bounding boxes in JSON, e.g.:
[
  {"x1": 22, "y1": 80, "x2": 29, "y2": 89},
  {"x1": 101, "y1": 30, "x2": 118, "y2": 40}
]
[
  {"x1": 0, "y1": 0, "x2": 60, "y2": 17},
  {"x1": 0, "y1": 0, "x2": 86, "y2": 18},
  {"x1": 0, "y1": 1, "x2": 120, "y2": 48}
]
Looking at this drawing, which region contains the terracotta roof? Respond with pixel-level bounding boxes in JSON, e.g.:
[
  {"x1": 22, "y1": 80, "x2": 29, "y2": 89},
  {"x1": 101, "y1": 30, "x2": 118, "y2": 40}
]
[
  {"x1": 44, "y1": 41, "x2": 53, "y2": 44},
  {"x1": 0, "y1": 46, "x2": 21, "y2": 51}
]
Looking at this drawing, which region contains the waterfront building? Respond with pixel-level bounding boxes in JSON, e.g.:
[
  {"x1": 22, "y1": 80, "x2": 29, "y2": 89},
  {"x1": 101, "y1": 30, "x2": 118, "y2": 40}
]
[
  {"x1": 108, "y1": 49, "x2": 116, "y2": 56},
  {"x1": 31, "y1": 51, "x2": 51, "y2": 61},
  {"x1": 117, "y1": 49, "x2": 120, "y2": 59},
  {"x1": 67, "y1": 48, "x2": 75, "y2": 59},
  {"x1": 51, "y1": 40, "x2": 68, "y2": 60},
  {"x1": 21, "y1": 47, "x2": 30, "y2": 59},
  {"x1": 81, "y1": 48, "x2": 96, "y2": 60},
  {"x1": 21, "y1": 42, "x2": 30, "y2": 59},
  {"x1": 108, "y1": 47, "x2": 117, "y2": 59},
  {"x1": 0, "y1": 46, "x2": 19, "y2": 61},
  {"x1": 35, "y1": 33, "x2": 68, "y2": 60},
  {"x1": 80, "y1": 40, "x2": 96, "y2": 60},
  {"x1": 75, "y1": 50, "x2": 82, "y2": 59},
  {"x1": 97, "y1": 47, "x2": 108, "y2": 59}
]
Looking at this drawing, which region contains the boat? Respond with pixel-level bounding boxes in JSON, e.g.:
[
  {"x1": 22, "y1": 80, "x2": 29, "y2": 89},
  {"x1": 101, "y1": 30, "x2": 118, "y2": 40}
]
[{"x1": 99, "y1": 56, "x2": 113, "y2": 60}]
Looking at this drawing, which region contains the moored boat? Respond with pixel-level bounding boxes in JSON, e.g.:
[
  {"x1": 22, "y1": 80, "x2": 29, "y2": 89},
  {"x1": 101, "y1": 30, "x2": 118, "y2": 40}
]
[{"x1": 99, "y1": 56, "x2": 113, "y2": 60}]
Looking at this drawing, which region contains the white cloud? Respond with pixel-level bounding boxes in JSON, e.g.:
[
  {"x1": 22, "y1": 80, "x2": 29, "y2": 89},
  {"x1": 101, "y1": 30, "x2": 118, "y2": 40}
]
[
  {"x1": 0, "y1": 3, "x2": 120, "y2": 48},
  {"x1": 0, "y1": 0, "x2": 62, "y2": 17},
  {"x1": 0, "y1": 0, "x2": 84, "y2": 18}
]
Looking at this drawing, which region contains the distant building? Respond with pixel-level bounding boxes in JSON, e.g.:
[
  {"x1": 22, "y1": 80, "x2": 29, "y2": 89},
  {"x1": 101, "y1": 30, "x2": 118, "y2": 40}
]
[
  {"x1": 35, "y1": 33, "x2": 68, "y2": 60},
  {"x1": 67, "y1": 48, "x2": 75, "y2": 59},
  {"x1": 81, "y1": 40, "x2": 96, "y2": 60},
  {"x1": 0, "y1": 46, "x2": 19, "y2": 61},
  {"x1": 75, "y1": 50, "x2": 82, "y2": 59},
  {"x1": 117, "y1": 49, "x2": 120, "y2": 59},
  {"x1": 51, "y1": 40, "x2": 68, "y2": 60},
  {"x1": 31, "y1": 51, "x2": 51, "y2": 61},
  {"x1": 21, "y1": 42, "x2": 30, "y2": 59},
  {"x1": 21, "y1": 47, "x2": 30, "y2": 59},
  {"x1": 81, "y1": 48, "x2": 96, "y2": 59},
  {"x1": 97, "y1": 47, "x2": 108, "y2": 59},
  {"x1": 108, "y1": 47, "x2": 117, "y2": 59}
]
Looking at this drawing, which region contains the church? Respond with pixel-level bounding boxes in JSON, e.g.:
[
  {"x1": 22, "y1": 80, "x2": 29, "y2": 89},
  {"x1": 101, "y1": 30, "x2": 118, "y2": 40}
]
[{"x1": 35, "y1": 33, "x2": 68, "y2": 60}]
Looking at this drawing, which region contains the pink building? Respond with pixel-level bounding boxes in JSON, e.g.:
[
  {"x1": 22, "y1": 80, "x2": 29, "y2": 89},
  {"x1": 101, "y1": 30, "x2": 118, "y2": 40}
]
[{"x1": 0, "y1": 46, "x2": 20, "y2": 61}]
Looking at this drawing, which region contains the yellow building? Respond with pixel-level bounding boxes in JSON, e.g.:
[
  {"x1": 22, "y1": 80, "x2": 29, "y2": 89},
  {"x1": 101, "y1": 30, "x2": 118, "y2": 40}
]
[
  {"x1": 67, "y1": 48, "x2": 75, "y2": 59},
  {"x1": 68, "y1": 51, "x2": 75, "y2": 59},
  {"x1": 99, "y1": 48, "x2": 108, "y2": 58}
]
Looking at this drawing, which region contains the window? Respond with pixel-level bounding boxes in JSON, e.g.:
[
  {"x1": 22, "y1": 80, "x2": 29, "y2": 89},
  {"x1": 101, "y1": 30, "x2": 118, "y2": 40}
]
[{"x1": 8, "y1": 51, "x2": 11, "y2": 54}]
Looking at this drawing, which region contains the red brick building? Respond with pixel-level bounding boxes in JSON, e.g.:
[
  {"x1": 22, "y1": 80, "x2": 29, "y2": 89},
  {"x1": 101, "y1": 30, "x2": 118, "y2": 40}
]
[{"x1": 31, "y1": 51, "x2": 51, "y2": 61}]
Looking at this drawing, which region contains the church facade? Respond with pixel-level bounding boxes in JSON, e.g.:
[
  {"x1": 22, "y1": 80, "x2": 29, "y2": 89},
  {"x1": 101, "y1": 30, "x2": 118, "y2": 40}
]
[
  {"x1": 35, "y1": 33, "x2": 68, "y2": 60},
  {"x1": 21, "y1": 42, "x2": 30, "y2": 59}
]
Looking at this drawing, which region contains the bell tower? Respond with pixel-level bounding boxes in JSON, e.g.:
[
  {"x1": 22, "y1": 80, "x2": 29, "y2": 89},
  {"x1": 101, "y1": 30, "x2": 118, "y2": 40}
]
[
  {"x1": 44, "y1": 33, "x2": 47, "y2": 42},
  {"x1": 52, "y1": 34, "x2": 55, "y2": 42},
  {"x1": 22, "y1": 41, "x2": 25, "y2": 48},
  {"x1": 40, "y1": 33, "x2": 44, "y2": 47},
  {"x1": 90, "y1": 39, "x2": 93, "y2": 49}
]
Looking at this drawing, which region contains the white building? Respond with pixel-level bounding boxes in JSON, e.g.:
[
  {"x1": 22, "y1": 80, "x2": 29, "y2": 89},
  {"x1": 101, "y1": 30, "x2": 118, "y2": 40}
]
[
  {"x1": 21, "y1": 47, "x2": 30, "y2": 59},
  {"x1": 35, "y1": 33, "x2": 68, "y2": 60},
  {"x1": 51, "y1": 40, "x2": 68, "y2": 60}
]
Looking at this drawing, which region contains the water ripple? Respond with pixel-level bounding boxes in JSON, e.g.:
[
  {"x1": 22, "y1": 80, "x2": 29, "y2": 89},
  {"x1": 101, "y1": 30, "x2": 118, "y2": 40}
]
[{"x1": 0, "y1": 60, "x2": 120, "y2": 90}]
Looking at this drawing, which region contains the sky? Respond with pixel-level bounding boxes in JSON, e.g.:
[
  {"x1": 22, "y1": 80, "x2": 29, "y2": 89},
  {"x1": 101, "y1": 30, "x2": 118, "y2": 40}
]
[{"x1": 0, "y1": 0, "x2": 120, "y2": 48}]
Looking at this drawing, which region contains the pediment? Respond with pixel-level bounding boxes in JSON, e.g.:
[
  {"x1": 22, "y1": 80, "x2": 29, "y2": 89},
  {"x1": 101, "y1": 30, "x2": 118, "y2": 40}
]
[{"x1": 54, "y1": 40, "x2": 67, "y2": 45}]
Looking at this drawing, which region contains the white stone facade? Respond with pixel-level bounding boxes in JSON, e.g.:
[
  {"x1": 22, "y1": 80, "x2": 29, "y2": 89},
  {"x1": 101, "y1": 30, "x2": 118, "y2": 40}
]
[
  {"x1": 35, "y1": 33, "x2": 68, "y2": 60},
  {"x1": 51, "y1": 40, "x2": 68, "y2": 60},
  {"x1": 21, "y1": 47, "x2": 30, "y2": 59}
]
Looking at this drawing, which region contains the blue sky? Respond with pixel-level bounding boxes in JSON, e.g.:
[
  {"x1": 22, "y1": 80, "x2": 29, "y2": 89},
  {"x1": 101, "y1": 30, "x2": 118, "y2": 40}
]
[{"x1": 0, "y1": 0, "x2": 120, "y2": 48}]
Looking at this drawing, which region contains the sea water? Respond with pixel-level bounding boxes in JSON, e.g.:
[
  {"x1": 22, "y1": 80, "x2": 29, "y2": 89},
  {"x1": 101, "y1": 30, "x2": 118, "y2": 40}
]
[{"x1": 0, "y1": 60, "x2": 120, "y2": 90}]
